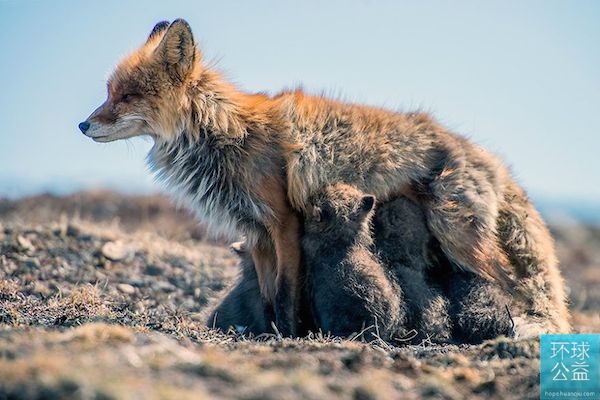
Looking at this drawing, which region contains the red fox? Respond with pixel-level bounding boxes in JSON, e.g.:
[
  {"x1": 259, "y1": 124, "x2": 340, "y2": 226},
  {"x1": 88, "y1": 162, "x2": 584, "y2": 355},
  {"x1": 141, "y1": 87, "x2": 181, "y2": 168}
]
[{"x1": 80, "y1": 19, "x2": 570, "y2": 335}]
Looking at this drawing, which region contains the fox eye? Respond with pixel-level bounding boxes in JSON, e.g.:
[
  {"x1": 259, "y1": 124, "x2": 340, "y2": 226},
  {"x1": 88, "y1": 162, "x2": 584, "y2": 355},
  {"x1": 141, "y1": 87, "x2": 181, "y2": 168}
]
[{"x1": 121, "y1": 93, "x2": 137, "y2": 103}]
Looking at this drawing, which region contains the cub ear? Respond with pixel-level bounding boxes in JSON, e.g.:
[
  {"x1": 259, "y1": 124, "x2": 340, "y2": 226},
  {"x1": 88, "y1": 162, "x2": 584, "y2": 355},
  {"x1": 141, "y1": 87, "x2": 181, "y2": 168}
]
[
  {"x1": 311, "y1": 206, "x2": 322, "y2": 223},
  {"x1": 154, "y1": 19, "x2": 196, "y2": 80},
  {"x1": 358, "y1": 195, "x2": 376, "y2": 217},
  {"x1": 147, "y1": 21, "x2": 170, "y2": 43},
  {"x1": 229, "y1": 240, "x2": 247, "y2": 257}
]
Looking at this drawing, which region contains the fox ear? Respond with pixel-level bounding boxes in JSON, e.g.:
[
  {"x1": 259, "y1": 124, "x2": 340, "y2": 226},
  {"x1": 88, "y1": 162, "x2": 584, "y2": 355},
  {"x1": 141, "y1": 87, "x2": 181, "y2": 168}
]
[
  {"x1": 229, "y1": 241, "x2": 247, "y2": 257},
  {"x1": 312, "y1": 206, "x2": 322, "y2": 223},
  {"x1": 154, "y1": 19, "x2": 196, "y2": 80},
  {"x1": 147, "y1": 21, "x2": 170, "y2": 43},
  {"x1": 358, "y1": 195, "x2": 375, "y2": 218}
]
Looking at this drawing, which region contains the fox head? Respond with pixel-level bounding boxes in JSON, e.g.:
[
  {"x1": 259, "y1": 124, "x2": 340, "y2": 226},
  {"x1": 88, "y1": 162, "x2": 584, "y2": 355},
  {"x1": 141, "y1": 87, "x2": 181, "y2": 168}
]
[
  {"x1": 79, "y1": 19, "x2": 202, "y2": 142},
  {"x1": 305, "y1": 183, "x2": 376, "y2": 239}
]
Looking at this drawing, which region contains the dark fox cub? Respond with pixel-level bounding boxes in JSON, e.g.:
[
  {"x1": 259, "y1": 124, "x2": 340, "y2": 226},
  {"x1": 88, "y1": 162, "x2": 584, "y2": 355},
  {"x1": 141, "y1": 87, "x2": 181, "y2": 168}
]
[
  {"x1": 207, "y1": 242, "x2": 272, "y2": 336},
  {"x1": 374, "y1": 197, "x2": 515, "y2": 344},
  {"x1": 302, "y1": 185, "x2": 403, "y2": 342},
  {"x1": 373, "y1": 196, "x2": 453, "y2": 343},
  {"x1": 207, "y1": 242, "x2": 315, "y2": 337}
]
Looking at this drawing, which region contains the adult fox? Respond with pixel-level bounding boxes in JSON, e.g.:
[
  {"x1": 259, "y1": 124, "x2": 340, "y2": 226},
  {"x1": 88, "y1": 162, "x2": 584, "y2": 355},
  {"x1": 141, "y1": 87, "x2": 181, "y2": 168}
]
[{"x1": 79, "y1": 19, "x2": 570, "y2": 335}]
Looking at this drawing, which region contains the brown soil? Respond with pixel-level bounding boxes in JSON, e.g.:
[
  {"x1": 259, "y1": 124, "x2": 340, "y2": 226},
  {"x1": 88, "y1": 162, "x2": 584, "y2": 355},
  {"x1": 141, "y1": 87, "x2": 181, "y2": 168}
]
[{"x1": 1, "y1": 192, "x2": 598, "y2": 399}]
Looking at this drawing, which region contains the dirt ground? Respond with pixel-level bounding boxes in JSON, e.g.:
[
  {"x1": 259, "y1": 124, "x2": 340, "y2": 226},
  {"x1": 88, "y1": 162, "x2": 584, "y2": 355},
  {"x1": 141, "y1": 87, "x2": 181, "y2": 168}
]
[{"x1": 1, "y1": 191, "x2": 599, "y2": 399}]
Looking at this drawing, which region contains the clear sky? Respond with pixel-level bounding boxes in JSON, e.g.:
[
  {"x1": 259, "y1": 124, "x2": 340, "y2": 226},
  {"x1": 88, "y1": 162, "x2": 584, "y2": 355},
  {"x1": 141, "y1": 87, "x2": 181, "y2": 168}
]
[{"x1": 1, "y1": 0, "x2": 599, "y2": 202}]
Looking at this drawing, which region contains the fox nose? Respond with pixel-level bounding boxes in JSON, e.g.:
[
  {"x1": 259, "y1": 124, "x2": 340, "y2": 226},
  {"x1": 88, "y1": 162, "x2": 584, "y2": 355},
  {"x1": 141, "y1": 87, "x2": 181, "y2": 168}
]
[{"x1": 78, "y1": 121, "x2": 90, "y2": 134}]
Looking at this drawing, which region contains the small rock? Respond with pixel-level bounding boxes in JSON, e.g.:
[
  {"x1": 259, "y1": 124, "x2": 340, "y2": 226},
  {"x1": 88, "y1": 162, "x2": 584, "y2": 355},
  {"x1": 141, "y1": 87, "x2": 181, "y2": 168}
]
[
  {"x1": 17, "y1": 235, "x2": 35, "y2": 253},
  {"x1": 144, "y1": 264, "x2": 163, "y2": 276},
  {"x1": 126, "y1": 278, "x2": 145, "y2": 288},
  {"x1": 66, "y1": 224, "x2": 81, "y2": 237},
  {"x1": 117, "y1": 283, "x2": 136, "y2": 295},
  {"x1": 22, "y1": 258, "x2": 41, "y2": 270},
  {"x1": 133, "y1": 301, "x2": 146, "y2": 312},
  {"x1": 101, "y1": 241, "x2": 131, "y2": 261},
  {"x1": 154, "y1": 280, "x2": 176, "y2": 293},
  {"x1": 79, "y1": 234, "x2": 94, "y2": 242}
]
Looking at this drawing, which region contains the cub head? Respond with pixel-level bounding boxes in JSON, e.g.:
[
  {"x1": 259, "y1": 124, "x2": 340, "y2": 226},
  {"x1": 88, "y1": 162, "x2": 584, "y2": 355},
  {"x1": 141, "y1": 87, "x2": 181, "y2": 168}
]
[
  {"x1": 78, "y1": 19, "x2": 201, "y2": 142},
  {"x1": 305, "y1": 183, "x2": 376, "y2": 240}
]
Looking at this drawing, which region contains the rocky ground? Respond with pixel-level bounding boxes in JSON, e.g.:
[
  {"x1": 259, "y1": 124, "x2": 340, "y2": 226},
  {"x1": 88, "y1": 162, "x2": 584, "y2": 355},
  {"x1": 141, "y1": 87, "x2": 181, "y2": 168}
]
[{"x1": 0, "y1": 191, "x2": 599, "y2": 399}]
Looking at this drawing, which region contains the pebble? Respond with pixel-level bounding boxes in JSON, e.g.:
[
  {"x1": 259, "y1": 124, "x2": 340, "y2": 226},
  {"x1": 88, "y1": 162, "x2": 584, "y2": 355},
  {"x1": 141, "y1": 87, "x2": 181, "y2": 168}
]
[
  {"x1": 144, "y1": 264, "x2": 163, "y2": 276},
  {"x1": 22, "y1": 258, "x2": 41, "y2": 270},
  {"x1": 101, "y1": 241, "x2": 131, "y2": 261},
  {"x1": 134, "y1": 301, "x2": 146, "y2": 312},
  {"x1": 17, "y1": 235, "x2": 35, "y2": 253},
  {"x1": 66, "y1": 224, "x2": 80, "y2": 237},
  {"x1": 117, "y1": 283, "x2": 136, "y2": 295},
  {"x1": 126, "y1": 279, "x2": 145, "y2": 288},
  {"x1": 154, "y1": 280, "x2": 176, "y2": 293}
]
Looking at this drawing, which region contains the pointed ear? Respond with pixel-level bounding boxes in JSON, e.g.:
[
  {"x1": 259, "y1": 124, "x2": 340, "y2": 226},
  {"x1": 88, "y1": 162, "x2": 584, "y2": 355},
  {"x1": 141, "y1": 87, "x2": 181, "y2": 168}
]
[
  {"x1": 312, "y1": 206, "x2": 322, "y2": 223},
  {"x1": 154, "y1": 19, "x2": 196, "y2": 80},
  {"x1": 358, "y1": 195, "x2": 375, "y2": 218},
  {"x1": 147, "y1": 21, "x2": 170, "y2": 43},
  {"x1": 229, "y1": 240, "x2": 247, "y2": 257}
]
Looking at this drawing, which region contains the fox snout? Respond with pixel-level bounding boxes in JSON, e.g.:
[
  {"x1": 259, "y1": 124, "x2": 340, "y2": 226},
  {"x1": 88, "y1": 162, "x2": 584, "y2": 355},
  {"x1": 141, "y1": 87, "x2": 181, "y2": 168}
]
[
  {"x1": 79, "y1": 101, "x2": 114, "y2": 140},
  {"x1": 78, "y1": 100, "x2": 149, "y2": 142}
]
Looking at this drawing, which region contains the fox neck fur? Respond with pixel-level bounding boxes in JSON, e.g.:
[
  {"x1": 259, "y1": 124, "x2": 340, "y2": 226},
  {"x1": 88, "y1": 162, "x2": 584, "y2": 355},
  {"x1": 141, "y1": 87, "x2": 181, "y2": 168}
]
[{"x1": 146, "y1": 70, "x2": 296, "y2": 245}]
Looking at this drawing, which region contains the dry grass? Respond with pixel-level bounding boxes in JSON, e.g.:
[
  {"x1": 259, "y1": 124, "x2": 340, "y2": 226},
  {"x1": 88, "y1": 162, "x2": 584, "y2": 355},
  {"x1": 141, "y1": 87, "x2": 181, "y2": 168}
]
[{"x1": 0, "y1": 191, "x2": 599, "y2": 399}]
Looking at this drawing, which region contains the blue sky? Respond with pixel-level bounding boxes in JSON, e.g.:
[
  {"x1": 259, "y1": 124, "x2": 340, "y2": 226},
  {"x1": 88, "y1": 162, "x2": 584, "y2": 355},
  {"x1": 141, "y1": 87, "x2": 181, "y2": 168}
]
[{"x1": 1, "y1": 0, "x2": 599, "y2": 202}]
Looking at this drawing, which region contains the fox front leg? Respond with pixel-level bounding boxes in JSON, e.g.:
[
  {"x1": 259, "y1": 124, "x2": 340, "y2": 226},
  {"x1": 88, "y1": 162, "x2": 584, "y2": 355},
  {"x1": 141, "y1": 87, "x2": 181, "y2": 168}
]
[{"x1": 270, "y1": 212, "x2": 303, "y2": 337}]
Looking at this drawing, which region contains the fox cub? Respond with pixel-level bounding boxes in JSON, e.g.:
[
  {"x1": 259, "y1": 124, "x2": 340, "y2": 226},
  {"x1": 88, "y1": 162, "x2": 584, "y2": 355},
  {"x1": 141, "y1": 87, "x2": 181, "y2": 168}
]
[
  {"x1": 207, "y1": 242, "x2": 273, "y2": 336},
  {"x1": 303, "y1": 184, "x2": 452, "y2": 343},
  {"x1": 374, "y1": 197, "x2": 515, "y2": 343},
  {"x1": 81, "y1": 19, "x2": 570, "y2": 335},
  {"x1": 302, "y1": 185, "x2": 403, "y2": 341},
  {"x1": 207, "y1": 241, "x2": 315, "y2": 337}
]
